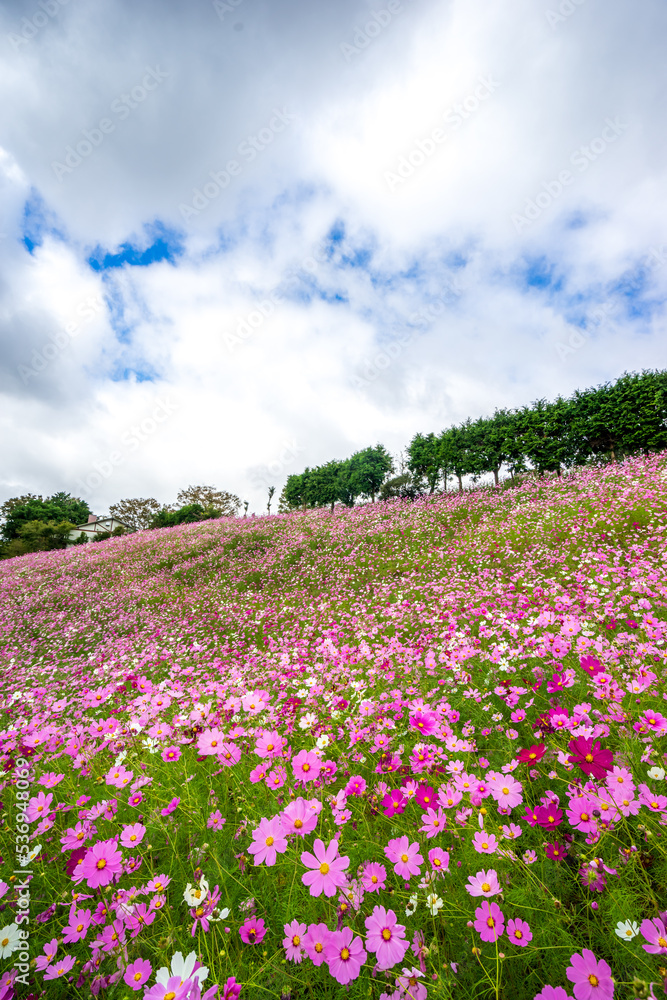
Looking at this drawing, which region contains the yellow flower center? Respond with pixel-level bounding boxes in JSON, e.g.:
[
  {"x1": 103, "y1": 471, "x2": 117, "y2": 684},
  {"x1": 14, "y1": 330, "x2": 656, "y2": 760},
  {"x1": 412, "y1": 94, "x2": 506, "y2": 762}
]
[
  {"x1": 292, "y1": 935, "x2": 300, "y2": 946},
  {"x1": 294, "y1": 819, "x2": 303, "y2": 829},
  {"x1": 341, "y1": 947, "x2": 350, "y2": 961},
  {"x1": 481, "y1": 882, "x2": 490, "y2": 892},
  {"x1": 588, "y1": 975, "x2": 598, "y2": 987},
  {"x1": 319, "y1": 862, "x2": 330, "y2": 875},
  {"x1": 382, "y1": 929, "x2": 392, "y2": 941},
  {"x1": 371, "y1": 875, "x2": 378, "y2": 883},
  {"x1": 265, "y1": 836, "x2": 274, "y2": 846},
  {"x1": 401, "y1": 854, "x2": 409, "y2": 863},
  {"x1": 96, "y1": 859, "x2": 107, "y2": 870},
  {"x1": 303, "y1": 763, "x2": 310, "y2": 771}
]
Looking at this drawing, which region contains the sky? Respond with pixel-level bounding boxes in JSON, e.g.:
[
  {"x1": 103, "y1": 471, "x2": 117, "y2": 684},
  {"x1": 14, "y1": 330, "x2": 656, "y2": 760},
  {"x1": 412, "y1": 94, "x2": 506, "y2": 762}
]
[{"x1": 1, "y1": 0, "x2": 666, "y2": 514}]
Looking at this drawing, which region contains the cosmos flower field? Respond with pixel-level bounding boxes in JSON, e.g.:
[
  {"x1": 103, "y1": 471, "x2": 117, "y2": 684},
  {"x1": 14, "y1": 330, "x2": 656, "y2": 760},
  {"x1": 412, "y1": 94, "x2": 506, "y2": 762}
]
[{"x1": 2, "y1": 454, "x2": 667, "y2": 999}]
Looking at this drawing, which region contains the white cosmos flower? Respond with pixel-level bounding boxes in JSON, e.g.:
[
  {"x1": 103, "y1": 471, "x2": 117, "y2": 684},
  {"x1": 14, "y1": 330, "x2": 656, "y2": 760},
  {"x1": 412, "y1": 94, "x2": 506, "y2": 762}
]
[
  {"x1": 647, "y1": 767, "x2": 666, "y2": 781},
  {"x1": 183, "y1": 879, "x2": 210, "y2": 907},
  {"x1": 298, "y1": 712, "x2": 317, "y2": 730},
  {"x1": 19, "y1": 844, "x2": 41, "y2": 867},
  {"x1": 0, "y1": 924, "x2": 22, "y2": 959},
  {"x1": 156, "y1": 950, "x2": 209, "y2": 987},
  {"x1": 405, "y1": 894, "x2": 418, "y2": 917},
  {"x1": 614, "y1": 920, "x2": 639, "y2": 940},
  {"x1": 316, "y1": 734, "x2": 330, "y2": 749},
  {"x1": 426, "y1": 894, "x2": 444, "y2": 916}
]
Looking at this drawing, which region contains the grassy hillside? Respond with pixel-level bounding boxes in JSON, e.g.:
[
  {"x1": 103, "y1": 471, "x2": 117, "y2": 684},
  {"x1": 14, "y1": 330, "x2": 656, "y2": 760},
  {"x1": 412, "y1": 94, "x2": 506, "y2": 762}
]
[{"x1": 1, "y1": 453, "x2": 667, "y2": 999}]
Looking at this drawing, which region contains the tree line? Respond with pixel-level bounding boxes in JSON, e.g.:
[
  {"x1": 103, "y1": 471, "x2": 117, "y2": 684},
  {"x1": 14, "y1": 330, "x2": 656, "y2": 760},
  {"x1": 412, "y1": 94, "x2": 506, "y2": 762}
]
[
  {"x1": 1, "y1": 369, "x2": 665, "y2": 557},
  {"x1": 278, "y1": 369, "x2": 667, "y2": 508}
]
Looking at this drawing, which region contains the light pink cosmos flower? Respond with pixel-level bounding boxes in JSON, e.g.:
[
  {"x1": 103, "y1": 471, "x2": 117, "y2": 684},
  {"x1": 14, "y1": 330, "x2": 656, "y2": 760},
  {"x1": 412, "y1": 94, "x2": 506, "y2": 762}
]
[
  {"x1": 105, "y1": 765, "x2": 133, "y2": 789},
  {"x1": 324, "y1": 926, "x2": 367, "y2": 985},
  {"x1": 465, "y1": 869, "x2": 501, "y2": 897},
  {"x1": 474, "y1": 901, "x2": 505, "y2": 942},
  {"x1": 43, "y1": 955, "x2": 76, "y2": 980},
  {"x1": 248, "y1": 816, "x2": 288, "y2": 867},
  {"x1": 145, "y1": 874, "x2": 171, "y2": 893},
  {"x1": 419, "y1": 807, "x2": 447, "y2": 839},
  {"x1": 281, "y1": 797, "x2": 319, "y2": 837},
  {"x1": 302, "y1": 923, "x2": 330, "y2": 966},
  {"x1": 488, "y1": 774, "x2": 524, "y2": 810},
  {"x1": 301, "y1": 838, "x2": 349, "y2": 897},
  {"x1": 565, "y1": 949, "x2": 614, "y2": 1000},
  {"x1": 81, "y1": 838, "x2": 123, "y2": 889},
  {"x1": 428, "y1": 847, "x2": 450, "y2": 875},
  {"x1": 473, "y1": 831, "x2": 498, "y2": 854},
  {"x1": 60, "y1": 821, "x2": 94, "y2": 851},
  {"x1": 255, "y1": 731, "x2": 284, "y2": 759},
  {"x1": 395, "y1": 967, "x2": 427, "y2": 1000},
  {"x1": 283, "y1": 919, "x2": 307, "y2": 963},
  {"x1": 507, "y1": 917, "x2": 532, "y2": 946},
  {"x1": 292, "y1": 749, "x2": 322, "y2": 783},
  {"x1": 197, "y1": 728, "x2": 225, "y2": 755},
  {"x1": 218, "y1": 742, "x2": 241, "y2": 767},
  {"x1": 385, "y1": 837, "x2": 424, "y2": 879},
  {"x1": 120, "y1": 823, "x2": 146, "y2": 849},
  {"x1": 365, "y1": 905, "x2": 410, "y2": 970},
  {"x1": 266, "y1": 765, "x2": 287, "y2": 790}
]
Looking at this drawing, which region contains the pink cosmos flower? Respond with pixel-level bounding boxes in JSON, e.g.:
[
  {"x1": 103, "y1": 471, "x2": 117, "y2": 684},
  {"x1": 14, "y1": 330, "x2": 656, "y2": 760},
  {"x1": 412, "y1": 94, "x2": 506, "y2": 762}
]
[
  {"x1": 362, "y1": 862, "x2": 387, "y2": 893},
  {"x1": 292, "y1": 749, "x2": 322, "y2": 783},
  {"x1": 143, "y1": 975, "x2": 192, "y2": 999},
  {"x1": 266, "y1": 765, "x2": 287, "y2": 790},
  {"x1": 281, "y1": 797, "x2": 319, "y2": 837},
  {"x1": 63, "y1": 905, "x2": 92, "y2": 943},
  {"x1": 43, "y1": 955, "x2": 76, "y2": 980},
  {"x1": 438, "y1": 784, "x2": 463, "y2": 809},
  {"x1": 415, "y1": 784, "x2": 437, "y2": 809},
  {"x1": 419, "y1": 807, "x2": 447, "y2": 839},
  {"x1": 34, "y1": 939, "x2": 58, "y2": 972},
  {"x1": 345, "y1": 775, "x2": 367, "y2": 797},
  {"x1": 365, "y1": 905, "x2": 410, "y2": 970},
  {"x1": 239, "y1": 917, "x2": 266, "y2": 945},
  {"x1": 283, "y1": 919, "x2": 307, "y2": 963},
  {"x1": 207, "y1": 810, "x2": 226, "y2": 830},
  {"x1": 123, "y1": 958, "x2": 152, "y2": 991},
  {"x1": 60, "y1": 821, "x2": 93, "y2": 851},
  {"x1": 395, "y1": 966, "x2": 427, "y2": 1000},
  {"x1": 428, "y1": 847, "x2": 449, "y2": 874},
  {"x1": 106, "y1": 765, "x2": 133, "y2": 789},
  {"x1": 489, "y1": 774, "x2": 524, "y2": 810},
  {"x1": 472, "y1": 831, "x2": 498, "y2": 854},
  {"x1": 222, "y1": 978, "x2": 242, "y2": 1000},
  {"x1": 534, "y1": 989, "x2": 571, "y2": 1000},
  {"x1": 145, "y1": 874, "x2": 171, "y2": 893},
  {"x1": 160, "y1": 797, "x2": 180, "y2": 817},
  {"x1": 507, "y1": 917, "x2": 532, "y2": 946},
  {"x1": 161, "y1": 746, "x2": 181, "y2": 762},
  {"x1": 25, "y1": 791, "x2": 53, "y2": 823},
  {"x1": 385, "y1": 836, "x2": 423, "y2": 879},
  {"x1": 465, "y1": 869, "x2": 501, "y2": 897},
  {"x1": 249, "y1": 763, "x2": 268, "y2": 783},
  {"x1": 81, "y1": 838, "x2": 123, "y2": 888},
  {"x1": 218, "y1": 742, "x2": 241, "y2": 767},
  {"x1": 197, "y1": 728, "x2": 225, "y2": 755},
  {"x1": 474, "y1": 901, "x2": 504, "y2": 942},
  {"x1": 302, "y1": 923, "x2": 330, "y2": 966},
  {"x1": 565, "y1": 949, "x2": 614, "y2": 999},
  {"x1": 324, "y1": 926, "x2": 367, "y2": 985},
  {"x1": 640, "y1": 917, "x2": 667, "y2": 954},
  {"x1": 255, "y1": 731, "x2": 284, "y2": 758},
  {"x1": 301, "y1": 838, "x2": 349, "y2": 897},
  {"x1": 535, "y1": 805, "x2": 563, "y2": 830},
  {"x1": 126, "y1": 903, "x2": 156, "y2": 937},
  {"x1": 248, "y1": 816, "x2": 288, "y2": 866},
  {"x1": 566, "y1": 798, "x2": 598, "y2": 833},
  {"x1": 128, "y1": 792, "x2": 143, "y2": 807},
  {"x1": 120, "y1": 823, "x2": 146, "y2": 849}
]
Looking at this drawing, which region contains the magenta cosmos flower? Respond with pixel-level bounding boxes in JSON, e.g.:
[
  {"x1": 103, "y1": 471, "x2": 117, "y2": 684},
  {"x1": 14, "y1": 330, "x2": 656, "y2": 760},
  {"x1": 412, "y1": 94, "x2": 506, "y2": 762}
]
[
  {"x1": 161, "y1": 746, "x2": 181, "y2": 762},
  {"x1": 81, "y1": 838, "x2": 123, "y2": 888},
  {"x1": 640, "y1": 917, "x2": 667, "y2": 953},
  {"x1": 362, "y1": 862, "x2": 387, "y2": 893},
  {"x1": 474, "y1": 901, "x2": 504, "y2": 942},
  {"x1": 324, "y1": 926, "x2": 367, "y2": 985},
  {"x1": 465, "y1": 869, "x2": 501, "y2": 897},
  {"x1": 239, "y1": 917, "x2": 266, "y2": 945},
  {"x1": 534, "y1": 989, "x2": 570, "y2": 1000},
  {"x1": 248, "y1": 816, "x2": 288, "y2": 866},
  {"x1": 385, "y1": 836, "x2": 423, "y2": 879},
  {"x1": 568, "y1": 738, "x2": 614, "y2": 781},
  {"x1": 281, "y1": 797, "x2": 319, "y2": 837},
  {"x1": 301, "y1": 838, "x2": 349, "y2": 897},
  {"x1": 565, "y1": 949, "x2": 614, "y2": 1000},
  {"x1": 365, "y1": 905, "x2": 410, "y2": 970},
  {"x1": 123, "y1": 958, "x2": 152, "y2": 991},
  {"x1": 382, "y1": 789, "x2": 406, "y2": 817},
  {"x1": 507, "y1": 917, "x2": 532, "y2": 946},
  {"x1": 120, "y1": 823, "x2": 146, "y2": 849}
]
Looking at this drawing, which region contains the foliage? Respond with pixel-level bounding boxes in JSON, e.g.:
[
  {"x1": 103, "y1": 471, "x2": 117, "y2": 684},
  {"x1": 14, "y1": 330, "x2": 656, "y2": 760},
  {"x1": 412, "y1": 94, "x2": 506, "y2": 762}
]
[
  {"x1": 1, "y1": 493, "x2": 90, "y2": 541},
  {"x1": 175, "y1": 485, "x2": 241, "y2": 517},
  {"x1": 109, "y1": 498, "x2": 163, "y2": 531}
]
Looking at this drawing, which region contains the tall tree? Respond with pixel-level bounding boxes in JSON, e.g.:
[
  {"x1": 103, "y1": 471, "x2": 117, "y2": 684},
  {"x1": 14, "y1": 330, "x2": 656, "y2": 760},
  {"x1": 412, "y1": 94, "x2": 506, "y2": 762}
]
[
  {"x1": 109, "y1": 498, "x2": 162, "y2": 530},
  {"x1": 175, "y1": 485, "x2": 240, "y2": 516},
  {"x1": 349, "y1": 445, "x2": 394, "y2": 503},
  {"x1": 407, "y1": 433, "x2": 441, "y2": 493},
  {"x1": 2, "y1": 494, "x2": 90, "y2": 541}
]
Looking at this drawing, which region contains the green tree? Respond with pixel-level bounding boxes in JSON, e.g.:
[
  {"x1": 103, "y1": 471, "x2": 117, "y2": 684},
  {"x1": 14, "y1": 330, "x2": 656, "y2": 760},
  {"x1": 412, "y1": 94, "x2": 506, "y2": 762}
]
[
  {"x1": 2, "y1": 494, "x2": 90, "y2": 540},
  {"x1": 175, "y1": 485, "x2": 241, "y2": 516},
  {"x1": 348, "y1": 445, "x2": 394, "y2": 503},
  {"x1": 308, "y1": 461, "x2": 345, "y2": 511},
  {"x1": 109, "y1": 497, "x2": 162, "y2": 530},
  {"x1": 407, "y1": 433, "x2": 441, "y2": 493}
]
